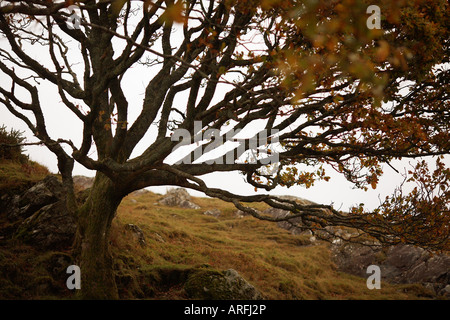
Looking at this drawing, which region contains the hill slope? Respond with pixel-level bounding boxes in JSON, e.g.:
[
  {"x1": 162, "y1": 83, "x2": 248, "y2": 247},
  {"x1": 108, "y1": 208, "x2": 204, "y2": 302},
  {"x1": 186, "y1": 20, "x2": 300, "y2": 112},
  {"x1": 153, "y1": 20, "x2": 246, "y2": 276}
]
[
  {"x1": 107, "y1": 191, "x2": 434, "y2": 299},
  {"x1": 0, "y1": 164, "x2": 436, "y2": 299}
]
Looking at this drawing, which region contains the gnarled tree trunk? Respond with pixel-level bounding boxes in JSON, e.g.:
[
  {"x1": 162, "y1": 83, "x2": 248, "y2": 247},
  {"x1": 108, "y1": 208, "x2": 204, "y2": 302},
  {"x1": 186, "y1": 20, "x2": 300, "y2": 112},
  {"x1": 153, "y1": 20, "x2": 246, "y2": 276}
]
[{"x1": 74, "y1": 173, "x2": 122, "y2": 299}]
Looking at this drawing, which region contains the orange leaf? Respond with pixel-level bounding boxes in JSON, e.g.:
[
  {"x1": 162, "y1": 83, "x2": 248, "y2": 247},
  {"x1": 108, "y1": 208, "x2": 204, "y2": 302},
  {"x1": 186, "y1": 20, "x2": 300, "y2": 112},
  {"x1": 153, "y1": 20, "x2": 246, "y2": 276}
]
[{"x1": 163, "y1": 1, "x2": 185, "y2": 24}]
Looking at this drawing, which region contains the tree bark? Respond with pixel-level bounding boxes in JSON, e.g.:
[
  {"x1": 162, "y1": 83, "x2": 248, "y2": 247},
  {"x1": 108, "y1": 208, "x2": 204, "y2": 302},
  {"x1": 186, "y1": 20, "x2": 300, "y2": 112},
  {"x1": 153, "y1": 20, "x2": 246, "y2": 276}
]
[{"x1": 74, "y1": 173, "x2": 121, "y2": 299}]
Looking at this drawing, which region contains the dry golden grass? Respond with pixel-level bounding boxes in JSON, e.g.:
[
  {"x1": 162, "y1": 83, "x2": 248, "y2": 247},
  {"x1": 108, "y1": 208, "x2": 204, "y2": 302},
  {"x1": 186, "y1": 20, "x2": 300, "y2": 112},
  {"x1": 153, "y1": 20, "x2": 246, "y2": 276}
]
[
  {"x1": 110, "y1": 190, "x2": 433, "y2": 300},
  {"x1": 0, "y1": 159, "x2": 50, "y2": 196},
  {"x1": 0, "y1": 160, "x2": 436, "y2": 300},
  {"x1": 0, "y1": 159, "x2": 434, "y2": 299},
  {"x1": 0, "y1": 185, "x2": 436, "y2": 300}
]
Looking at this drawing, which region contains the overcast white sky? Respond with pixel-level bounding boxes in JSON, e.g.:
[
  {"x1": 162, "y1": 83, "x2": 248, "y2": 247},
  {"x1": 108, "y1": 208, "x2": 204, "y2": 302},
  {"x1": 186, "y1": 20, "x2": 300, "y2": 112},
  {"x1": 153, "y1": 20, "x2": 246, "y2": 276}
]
[
  {"x1": 1, "y1": 6, "x2": 448, "y2": 213},
  {"x1": 1, "y1": 98, "x2": 427, "y2": 212}
]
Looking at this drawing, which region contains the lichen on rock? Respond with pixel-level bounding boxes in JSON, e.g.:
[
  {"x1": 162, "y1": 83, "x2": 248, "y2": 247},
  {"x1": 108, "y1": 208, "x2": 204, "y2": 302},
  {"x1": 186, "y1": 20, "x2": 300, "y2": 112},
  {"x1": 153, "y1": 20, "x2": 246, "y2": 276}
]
[{"x1": 184, "y1": 268, "x2": 263, "y2": 300}]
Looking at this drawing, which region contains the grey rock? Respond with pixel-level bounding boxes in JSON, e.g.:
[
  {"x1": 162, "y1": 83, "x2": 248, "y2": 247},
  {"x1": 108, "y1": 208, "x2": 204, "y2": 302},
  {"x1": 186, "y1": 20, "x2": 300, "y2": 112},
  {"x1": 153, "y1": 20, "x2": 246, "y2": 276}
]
[
  {"x1": 16, "y1": 200, "x2": 77, "y2": 250},
  {"x1": 125, "y1": 224, "x2": 146, "y2": 247},
  {"x1": 440, "y1": 285, "x2": 450, "y2": 298},
  {"x1": 331, "y1": 243, "x2": 450, "y2": 297},
  {"x1": 130, "y1": 189, "x2": 150, "y2": 196},
  {"x1": 7, "y1": 175, "x2": 63, "y2": 221},
  {"x1": 263, "y1": 207, "x2": 310, "y2": 236},
  {"x1": 273, "y1": 195, "x2": 315, "y2": 205},
  {"x1": 222, "y1": 269, "x2": 263, "y2": 299},
  {"x1": 262, "y1": 196, "x2": 332, "y2": 237},
  {"x1": 179, "y1": 199, "x2": 201, "y2": 209},
  {"x1": 203, "y1": 209, "x2": 221, "y2": 217},
  {"x1": 235, "y1": 209, "x2": 251, "y2": 218},
  {"x1": 158, "y1": 188, "x2": 200, "y2": 209},
  {"x1": 3, "y1": 175, "x2": 78, "y2": 250},
  {"x1": 184, "y1": 268, "x2": 264, "y2": 300},
  {"x1": 72, "y1": 175, "x2": 94, "y2": 190},
  {"x1": 331, "y1": 243, "x2": 379, "y2": 278}
]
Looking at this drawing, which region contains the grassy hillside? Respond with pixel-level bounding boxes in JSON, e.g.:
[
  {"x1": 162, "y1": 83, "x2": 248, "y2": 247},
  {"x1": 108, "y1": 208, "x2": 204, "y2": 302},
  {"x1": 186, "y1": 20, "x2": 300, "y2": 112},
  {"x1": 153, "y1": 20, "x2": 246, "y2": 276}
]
[
  {"x1": 0, "y1": 159, "x2": 50, "y2": 196},
  {"x1": 107, "y1": 191, "x2": 432, "y2": 300},
  {"x1": 0, "y1": 159, "x2": 434, "y2": 299}
]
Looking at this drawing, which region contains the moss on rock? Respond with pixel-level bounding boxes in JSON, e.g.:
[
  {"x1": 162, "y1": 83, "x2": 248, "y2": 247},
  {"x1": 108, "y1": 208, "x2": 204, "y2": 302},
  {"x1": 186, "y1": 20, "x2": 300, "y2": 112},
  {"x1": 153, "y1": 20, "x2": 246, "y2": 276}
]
[{"x1": 184, "y1": 268, "x2": 264, "y2": 300}]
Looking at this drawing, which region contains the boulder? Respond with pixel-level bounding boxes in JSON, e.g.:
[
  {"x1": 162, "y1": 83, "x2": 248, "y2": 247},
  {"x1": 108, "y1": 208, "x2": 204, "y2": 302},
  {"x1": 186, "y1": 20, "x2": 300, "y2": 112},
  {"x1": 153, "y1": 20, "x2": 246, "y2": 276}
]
[
  {"x1": 262, "y1": 197, "x2": 357, "y2": 243},
  {"x1": 262, "y1": 196, "x2": 317, "y2": 236},
  {"x1": 263, "y1": 207, "x2": 311, "y2": 236},
  {"x1": 158, "y1": 188, "x2": 200, "y2": 209},
  {"x1": 6, "y1": 175, "x2": 63, "y2": 221},
  {"x1": 179, "y1": 200, "x2": 200, "y2": 209},
  {"x1": 273, "y1": 195, "x2": 315, "y2": 206},
  {"x1": 384, "y1": 246, "x2": 450, "y2": 286},
  {"x1": 440, "y1": 285, "x2": 450, "y2": 298},
  {"x1": 138, "y1": 265, "x2": 264, "y2": 299},
  {"x1": 15, "y1": 200, "x2": 77, "y2": 250},
  {"x1": 2, "y1": 175, "x2": 77, "y2": 250},
  {"x1": 331, "y1": 243, "x2": 380, "y2": 278},
  {"x1": 184, "y1": 268, "x2": 264, "y2": 300},
  {"x1": 234, "y1": 196, "x2": 314, "y2": 220}
]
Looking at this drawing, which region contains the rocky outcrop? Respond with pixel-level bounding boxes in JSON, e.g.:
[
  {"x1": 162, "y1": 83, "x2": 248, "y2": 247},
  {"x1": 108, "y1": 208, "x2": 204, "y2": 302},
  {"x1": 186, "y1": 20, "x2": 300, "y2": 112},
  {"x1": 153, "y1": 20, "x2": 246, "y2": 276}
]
[
  {"x1": 229, "y1": 194, "x2": 450, "y2": 298},
  {"x1": 1, "y1": 175, "x2": 76, "y2": 250},
  {"x1": 5, "y1": 175, "x2": 64, "y2": 221},
  {"x1": 15, "y1": 200, "x2": 77, "y2": 250},
  {"x1": 264, "y1": 196, "x2": 450, "y2": 298},
  {"x1": 263, "y1": 207, "x2": 312, "y2": 236},
  {"x1": 158, "y1": 188, "x2": 200, "y2": 209},
  {"x1": 261, "y1": 196, "x2": 322, "y2": 239},
  {"x1": 331, "y1": 243, "x2": 450, "y2": 297}
]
